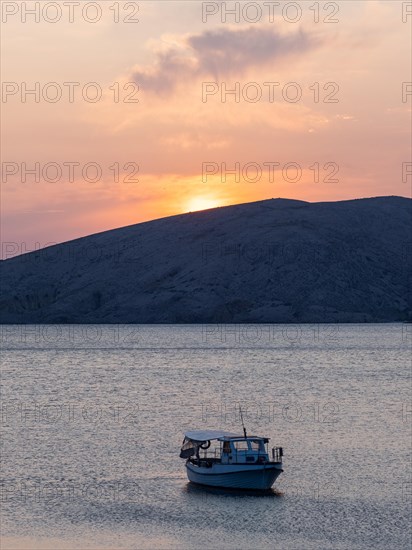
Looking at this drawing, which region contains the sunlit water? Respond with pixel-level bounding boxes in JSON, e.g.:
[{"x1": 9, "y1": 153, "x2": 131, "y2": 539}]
[{"x1": 1, "y1": 324, "x2": 411, "y2": 549}]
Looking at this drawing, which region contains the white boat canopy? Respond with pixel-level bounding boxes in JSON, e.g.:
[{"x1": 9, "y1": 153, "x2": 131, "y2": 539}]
[{"x1": 184, "y1": 430, "x2": 241, "y2": 442}]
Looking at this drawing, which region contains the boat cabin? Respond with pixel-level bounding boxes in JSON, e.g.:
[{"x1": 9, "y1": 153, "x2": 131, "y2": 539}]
[{"x1": 220, "y1": 436, "x2": 269, "y2": 464}]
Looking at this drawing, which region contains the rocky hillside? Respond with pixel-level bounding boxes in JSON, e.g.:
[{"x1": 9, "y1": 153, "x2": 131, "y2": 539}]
[{"x1": 1, "y1": 196, "x2": 411, "y2": 323}]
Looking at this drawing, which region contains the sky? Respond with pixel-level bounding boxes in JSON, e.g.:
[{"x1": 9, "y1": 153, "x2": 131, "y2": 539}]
[{"x1": 1, "y1": 0, "x2": 411, "y2": 257}]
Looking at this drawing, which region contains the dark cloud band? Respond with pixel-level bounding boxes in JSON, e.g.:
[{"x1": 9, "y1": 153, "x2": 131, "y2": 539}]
[{"x1": 132, "y1": 26, "x2": 320, "y2": 94}]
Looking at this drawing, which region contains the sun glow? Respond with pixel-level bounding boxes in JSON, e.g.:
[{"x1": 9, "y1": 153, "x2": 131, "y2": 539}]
[{"x1": 186, "y1": 197, "x2": 221, "y2": 212}]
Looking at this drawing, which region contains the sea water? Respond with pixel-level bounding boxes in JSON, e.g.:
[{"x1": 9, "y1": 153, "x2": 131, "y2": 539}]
[{"x1": 1, "y1": 324, "x2": 411, "y2": 549}]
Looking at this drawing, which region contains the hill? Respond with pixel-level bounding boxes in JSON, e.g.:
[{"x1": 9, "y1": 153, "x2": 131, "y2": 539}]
[{"x1": 1, "y1": 196, "x2": 411, "y2": 323}]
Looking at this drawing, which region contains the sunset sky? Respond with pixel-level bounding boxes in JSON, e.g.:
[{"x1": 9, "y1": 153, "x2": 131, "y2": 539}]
[{"x1": 1, "y1": 0, "x2": 411, "y2": 257}]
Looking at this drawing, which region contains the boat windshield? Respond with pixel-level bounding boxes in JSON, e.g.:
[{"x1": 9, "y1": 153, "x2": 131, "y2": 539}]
[
  {"x1": 233, "y1": 440, "x2": 249, "y2": 451},
  {"x1": 232, "y1": 439, "x2": 266, "y2": 452},
  {"x1": 250, "y1": 440, "x2": 265, "y2": 452}
]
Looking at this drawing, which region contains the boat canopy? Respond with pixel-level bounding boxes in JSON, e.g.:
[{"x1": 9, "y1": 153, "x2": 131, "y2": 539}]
[{"x1": 184, "y1": 430, "x2": 240, "y2": 442}]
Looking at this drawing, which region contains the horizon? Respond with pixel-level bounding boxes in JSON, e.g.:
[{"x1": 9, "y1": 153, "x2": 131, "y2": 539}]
[
  {"x1": 2, "y1": 1, "x2": 411, "y2": 259},
  {"x1": 1, "y1": 193, "x2": 410, "y2": 261}
]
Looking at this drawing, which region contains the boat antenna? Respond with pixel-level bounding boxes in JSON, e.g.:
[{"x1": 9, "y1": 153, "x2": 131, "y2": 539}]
[{"x1": 239, "y1": 405, "x2": 247, "y2": 438}]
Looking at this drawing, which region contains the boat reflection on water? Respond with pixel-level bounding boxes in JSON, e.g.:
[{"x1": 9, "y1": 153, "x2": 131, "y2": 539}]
[{"x1": 183, "y1": 481, "x2": 283, "y2": 499}]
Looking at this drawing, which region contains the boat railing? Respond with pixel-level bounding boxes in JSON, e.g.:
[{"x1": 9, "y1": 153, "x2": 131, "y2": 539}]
[
  {"x1": 200, "y1": 447, "x2": 266, "y2": 460},
  {"x1": 272, "y1": 447, "x2": 283, "y2": 462},
  {"x1": 199, "y1": 446, "x2": 283, "y2": 463},
  {"x1": 198, "y1": 446, "x2": 220, "y2": 459}
]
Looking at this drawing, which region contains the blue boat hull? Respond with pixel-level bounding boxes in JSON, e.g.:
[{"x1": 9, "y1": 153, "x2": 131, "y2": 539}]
[{"x1": 186, "y1": 462, "x2": 283, "y2": 490}]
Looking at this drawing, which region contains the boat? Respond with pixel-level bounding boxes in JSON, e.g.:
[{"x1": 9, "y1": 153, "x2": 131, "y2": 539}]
[{"x1": 179, "y1": 415, "x2": 283, "y2": 490}]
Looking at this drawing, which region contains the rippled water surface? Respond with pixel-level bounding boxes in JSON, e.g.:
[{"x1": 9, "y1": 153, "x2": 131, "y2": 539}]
[{"x1": 1, "y1": 324, "x2": 411, "y2": 549}]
